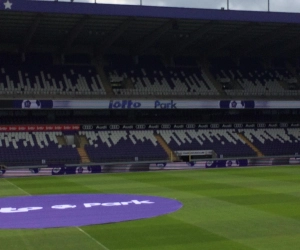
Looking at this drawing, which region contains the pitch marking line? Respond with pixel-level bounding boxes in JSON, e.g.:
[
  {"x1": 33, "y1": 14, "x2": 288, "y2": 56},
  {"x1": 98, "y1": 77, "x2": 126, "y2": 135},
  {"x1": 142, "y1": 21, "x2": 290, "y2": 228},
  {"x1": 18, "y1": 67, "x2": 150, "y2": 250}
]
[
  {"x1": 3, "y1": 178, "x2": 31, "y2": 196},
  {"x1": 77, "y1": 227, "x2": 110, "y2": 250}
]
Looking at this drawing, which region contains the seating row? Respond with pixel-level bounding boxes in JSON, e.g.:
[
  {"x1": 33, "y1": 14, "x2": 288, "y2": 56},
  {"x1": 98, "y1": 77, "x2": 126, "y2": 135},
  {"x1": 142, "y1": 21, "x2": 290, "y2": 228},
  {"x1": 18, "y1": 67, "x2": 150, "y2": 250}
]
[
  {"x1": 0, "y1": 55, "x2": 299, "y2": 97},
  {"x1": 0, "y1": 65, "x2": 106, "y2": 96},
  {"x1": 1, "y1": 128, "x2": 299, "y2": 166}
]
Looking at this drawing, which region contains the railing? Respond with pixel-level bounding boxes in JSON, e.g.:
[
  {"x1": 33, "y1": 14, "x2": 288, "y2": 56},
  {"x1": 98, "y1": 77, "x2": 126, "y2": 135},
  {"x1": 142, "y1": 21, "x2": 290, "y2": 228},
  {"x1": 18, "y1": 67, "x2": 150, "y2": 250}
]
[
  {"x1": 1, "y1": 155, "x2": 299, "y2": 177},
  {"x1": 58, "y1": 0, "x2": 300, "y2": 13}
]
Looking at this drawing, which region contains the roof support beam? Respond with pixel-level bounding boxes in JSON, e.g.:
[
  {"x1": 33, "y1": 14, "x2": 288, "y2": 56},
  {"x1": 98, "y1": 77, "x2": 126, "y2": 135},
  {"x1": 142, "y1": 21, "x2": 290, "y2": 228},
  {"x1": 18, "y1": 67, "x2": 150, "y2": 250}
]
[
  {"x1": 58, "y1": 15, "x2": 91, "y2": 54},
  {"x1": 21, "y1": 14, "x2": 43, "y2": 53},
  {"x1": 133, "y1": 19, "x2": 173, "y2": 55},
  {"x1": 96, "y1": 17, "x2": 134, "y2": 55}
]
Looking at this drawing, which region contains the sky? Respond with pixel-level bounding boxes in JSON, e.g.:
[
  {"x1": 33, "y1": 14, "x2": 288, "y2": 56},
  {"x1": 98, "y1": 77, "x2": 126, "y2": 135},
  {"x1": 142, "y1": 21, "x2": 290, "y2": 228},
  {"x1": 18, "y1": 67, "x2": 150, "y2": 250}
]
[{"x1": 79, "y1": 0, "x2": 300, "y2": 13}]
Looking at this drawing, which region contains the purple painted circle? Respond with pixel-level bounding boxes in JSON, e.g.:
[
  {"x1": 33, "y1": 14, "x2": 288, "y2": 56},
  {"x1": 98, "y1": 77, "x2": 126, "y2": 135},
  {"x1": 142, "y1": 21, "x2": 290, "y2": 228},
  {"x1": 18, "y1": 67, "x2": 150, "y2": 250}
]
[{"x1": 0, "y1": 194, "x2": 182, "y2": 229}]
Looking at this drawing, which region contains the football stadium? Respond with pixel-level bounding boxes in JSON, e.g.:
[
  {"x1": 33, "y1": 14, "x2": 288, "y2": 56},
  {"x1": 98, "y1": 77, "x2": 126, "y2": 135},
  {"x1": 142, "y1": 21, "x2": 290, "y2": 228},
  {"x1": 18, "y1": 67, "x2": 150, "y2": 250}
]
[{"x1": 1, "y1": 0, "x2": 300, "y2": 249}]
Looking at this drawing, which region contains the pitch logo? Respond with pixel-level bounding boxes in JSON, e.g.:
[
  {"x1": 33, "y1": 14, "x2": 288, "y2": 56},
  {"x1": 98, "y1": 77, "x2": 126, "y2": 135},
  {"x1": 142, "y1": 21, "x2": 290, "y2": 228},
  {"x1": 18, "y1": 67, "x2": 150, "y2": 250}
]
[
  {"x1": 0, "y1": 200, "x2": 154, "y2": 213},
  {"x1": 0, "y1": 194, "x2": 182, "y2": 229}
]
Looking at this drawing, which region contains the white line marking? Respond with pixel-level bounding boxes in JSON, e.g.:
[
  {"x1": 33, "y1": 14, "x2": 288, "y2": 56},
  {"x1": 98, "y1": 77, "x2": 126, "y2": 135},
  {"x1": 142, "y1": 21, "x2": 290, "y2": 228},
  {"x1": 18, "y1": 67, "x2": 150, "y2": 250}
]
[
  {"x1": 3, "y1": 178, "x2": 31, "y2": 196},
  {"x1": 77, "y1": 227, "x2": 110, "y2": 250}
]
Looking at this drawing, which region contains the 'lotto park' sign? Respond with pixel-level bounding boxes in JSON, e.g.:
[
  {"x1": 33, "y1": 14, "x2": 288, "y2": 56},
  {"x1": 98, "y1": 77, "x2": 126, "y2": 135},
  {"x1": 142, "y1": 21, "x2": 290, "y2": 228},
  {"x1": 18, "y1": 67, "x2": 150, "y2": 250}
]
[{"x1": 7, "y1": 99, "x2": 300, "y2": 110}]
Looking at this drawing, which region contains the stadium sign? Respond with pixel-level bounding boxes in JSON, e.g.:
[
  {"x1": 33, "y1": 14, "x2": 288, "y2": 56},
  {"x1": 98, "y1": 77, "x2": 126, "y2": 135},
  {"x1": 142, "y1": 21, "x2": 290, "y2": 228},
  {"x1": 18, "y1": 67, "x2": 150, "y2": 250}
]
[
  {"x1": 268, "y1": 123, "x2": 278, "y2": 128},
  {"x1": 291, "y1": 123, "x2": 300, "y2": 127},
  {"x1": 257, "y1": 123, "x2": 267, "y2": 128},
  {"x1": 245, "y1": 123, "x2": 256, "y2": 128},
  {"x1": 6, "y1": 99, "x2": 300, "y2": 109},
  {"x1": 154, "y1": 100, "x2": 177, "y2": 109},
  {"x1": 0, "y1": 122, "x2": 296, "y2": 133},
  {"x1": 0, "y1": 194, "x2": 182, "y2": 229},
  {"x1": 79, "y1": 123, "x2": 300, "y2": 131},
  {"x1": 0, "y1": 124, "x2": 80, "y2": 132},
  {"x1": 0, "y1": 123, "x2": 298, "y2": 132},
  {"x1": 186, "y1": 124, "x2": 196, "y2": 128},
  {"x1": 81, "y1": 125, "x2": 94, "y2": 130},
  {"x1": 109, "y1": 100, "x2": 142, "y2": 109}
]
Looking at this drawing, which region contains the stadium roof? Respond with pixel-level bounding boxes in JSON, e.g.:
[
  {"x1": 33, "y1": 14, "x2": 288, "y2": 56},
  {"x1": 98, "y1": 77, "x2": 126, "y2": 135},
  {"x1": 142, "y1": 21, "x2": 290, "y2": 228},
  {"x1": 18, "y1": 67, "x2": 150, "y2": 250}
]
[{"x1": 1, "y1": 0, "x2": 300, "y2": 57}]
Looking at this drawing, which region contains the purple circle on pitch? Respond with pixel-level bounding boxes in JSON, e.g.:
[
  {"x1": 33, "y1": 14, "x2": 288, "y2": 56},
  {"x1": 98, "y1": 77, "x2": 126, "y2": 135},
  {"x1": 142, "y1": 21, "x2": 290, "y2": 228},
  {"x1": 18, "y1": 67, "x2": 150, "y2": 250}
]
[{"x1": 0, "y1": 194, "x2": 182, "y2": 229}]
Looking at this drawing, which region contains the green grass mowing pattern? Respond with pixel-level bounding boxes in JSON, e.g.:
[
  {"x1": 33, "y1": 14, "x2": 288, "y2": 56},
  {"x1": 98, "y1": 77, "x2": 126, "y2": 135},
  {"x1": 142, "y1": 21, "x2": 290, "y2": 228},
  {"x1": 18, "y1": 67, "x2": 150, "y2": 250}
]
[{"x1": 1, "y1": 166, "x2": 300, "y2": 249}]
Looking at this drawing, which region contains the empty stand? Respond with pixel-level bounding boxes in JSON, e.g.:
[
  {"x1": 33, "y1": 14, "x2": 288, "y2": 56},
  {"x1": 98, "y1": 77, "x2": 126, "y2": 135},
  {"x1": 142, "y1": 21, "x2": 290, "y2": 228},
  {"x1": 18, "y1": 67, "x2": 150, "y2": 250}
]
[
  {"x1": 105, "y1": 55, "x2": 219, "y2": 96},
  {"x1": 210, "y1": 58, "x2": 299, "y2": 96},
  {"x1": 0, "y1": 132, "x2": 80, "y2": 166},
  {"x1": 81, "y1": 130, "x2": 168, "y2": 162},
  {"x1": 157, "y1": 128, "x2": 300, "y2": 158},
  {"x1": 1, "y1": 53, "x2": 300, "y2": 98},
  {"x1": 0, "y1": 57, "x2": 106, "y2": 96},
  {"x1": 157, "y1": 129, "x2": 256, "y2": 157},
  {"x1": 0, "y1": 127, "x2": 298, "y2": 167},
  {"x1": 240, "y1": 128, "x2": 300, "y2": 156}
]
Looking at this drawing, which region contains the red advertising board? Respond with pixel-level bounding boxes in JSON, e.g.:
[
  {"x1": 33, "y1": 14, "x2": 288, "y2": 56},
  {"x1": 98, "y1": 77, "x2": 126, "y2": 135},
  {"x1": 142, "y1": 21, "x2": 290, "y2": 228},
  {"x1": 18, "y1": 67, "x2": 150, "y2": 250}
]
[{"x1": 0, "y1": 125, "x2": 80, "y2": 132}]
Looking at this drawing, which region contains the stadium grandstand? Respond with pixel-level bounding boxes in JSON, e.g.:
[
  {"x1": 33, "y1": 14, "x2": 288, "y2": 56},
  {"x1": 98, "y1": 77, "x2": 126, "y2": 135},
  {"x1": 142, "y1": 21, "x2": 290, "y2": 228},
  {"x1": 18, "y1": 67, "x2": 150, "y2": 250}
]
[{"x1": 1, "y1": 0, "x2": 300, "y2": 176}]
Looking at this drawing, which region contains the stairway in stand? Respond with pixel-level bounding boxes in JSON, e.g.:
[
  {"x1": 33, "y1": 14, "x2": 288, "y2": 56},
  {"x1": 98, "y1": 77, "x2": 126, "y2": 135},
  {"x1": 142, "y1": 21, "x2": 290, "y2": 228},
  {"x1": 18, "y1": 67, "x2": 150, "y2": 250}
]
[
  {"x1": 238, "y1": 133, "x2": 264, "y2": 157},
  {"x1": 56, "y1": 136, "x2": 66, "y2": 145},
  {"x1": 77, "y1": 135, "x2": 91, "y2": 163},
  {"x1": 77, "y1": 148, "x2": 91, "y2": 163},
  {"x1": 155, "y1": 134, "x2": 179, "y2": 161}
]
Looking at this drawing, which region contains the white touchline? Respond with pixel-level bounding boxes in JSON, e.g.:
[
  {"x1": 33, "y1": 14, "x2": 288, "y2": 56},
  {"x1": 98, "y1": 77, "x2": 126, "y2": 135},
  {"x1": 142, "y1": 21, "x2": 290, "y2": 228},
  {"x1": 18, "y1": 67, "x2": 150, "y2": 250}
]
[
  {"x1": 3, "y1": 179, "x2": 31, "y2": 196},
  {"x1": 77, "y1": 227, "x2": 110, "y2": 250}
]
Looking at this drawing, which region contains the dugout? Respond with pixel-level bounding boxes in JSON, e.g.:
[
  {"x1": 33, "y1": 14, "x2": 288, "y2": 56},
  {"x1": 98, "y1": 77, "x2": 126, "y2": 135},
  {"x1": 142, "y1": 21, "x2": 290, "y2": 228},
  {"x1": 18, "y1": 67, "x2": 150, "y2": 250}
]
[{"x1": 175, "y1": 150, "x2": 217, "y2": 162}]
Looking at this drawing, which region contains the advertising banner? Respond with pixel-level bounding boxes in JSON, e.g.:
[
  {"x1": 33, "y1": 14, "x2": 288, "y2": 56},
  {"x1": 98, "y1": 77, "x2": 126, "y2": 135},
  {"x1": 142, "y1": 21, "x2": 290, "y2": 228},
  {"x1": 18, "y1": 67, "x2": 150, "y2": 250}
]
[
  {"x1": 0, "y1": 123, "x2": 297, "y2": 132},
  {"x1": 79, "y1": 123, "x2": 300, "y2": 131},
  {"x1": 2, "y1": 156, "x2": 299, "y2": 177},
  {"x1": 0, "y1": 124, "x2": 80, "y2": 132},
  {"x1": 9, "y1": 99, "x2": 300, "y2": 110}
]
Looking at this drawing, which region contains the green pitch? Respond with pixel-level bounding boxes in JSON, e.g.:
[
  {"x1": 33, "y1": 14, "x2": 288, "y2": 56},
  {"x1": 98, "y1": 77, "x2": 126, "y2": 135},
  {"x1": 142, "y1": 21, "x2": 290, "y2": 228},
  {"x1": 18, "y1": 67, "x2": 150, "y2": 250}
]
[{"x1": 1, "y1": 166, "x2": 300, "y2": 250}]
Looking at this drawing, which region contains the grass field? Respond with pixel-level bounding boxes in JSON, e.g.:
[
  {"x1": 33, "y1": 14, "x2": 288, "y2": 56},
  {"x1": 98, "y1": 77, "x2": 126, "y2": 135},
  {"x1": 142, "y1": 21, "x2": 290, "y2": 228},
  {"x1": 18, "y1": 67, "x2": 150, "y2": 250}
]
[{"x1": 1, "y1": 166, "x2": 300, "y2": 250}]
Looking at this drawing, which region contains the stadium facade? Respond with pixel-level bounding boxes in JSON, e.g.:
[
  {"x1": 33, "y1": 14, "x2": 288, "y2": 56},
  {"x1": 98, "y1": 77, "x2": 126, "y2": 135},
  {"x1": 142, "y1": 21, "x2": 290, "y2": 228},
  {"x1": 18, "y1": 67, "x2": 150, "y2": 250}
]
[{"x1": 1, "y1": 0, "x2": 300, "y2": 176}]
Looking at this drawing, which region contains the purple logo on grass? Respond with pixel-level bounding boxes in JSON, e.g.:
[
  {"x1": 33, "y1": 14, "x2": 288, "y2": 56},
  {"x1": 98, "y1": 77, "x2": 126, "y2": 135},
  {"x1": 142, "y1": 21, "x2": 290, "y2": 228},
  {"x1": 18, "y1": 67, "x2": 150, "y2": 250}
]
[{"x1": 0, "y1": 194, "x2": 182, "y2": 229}]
